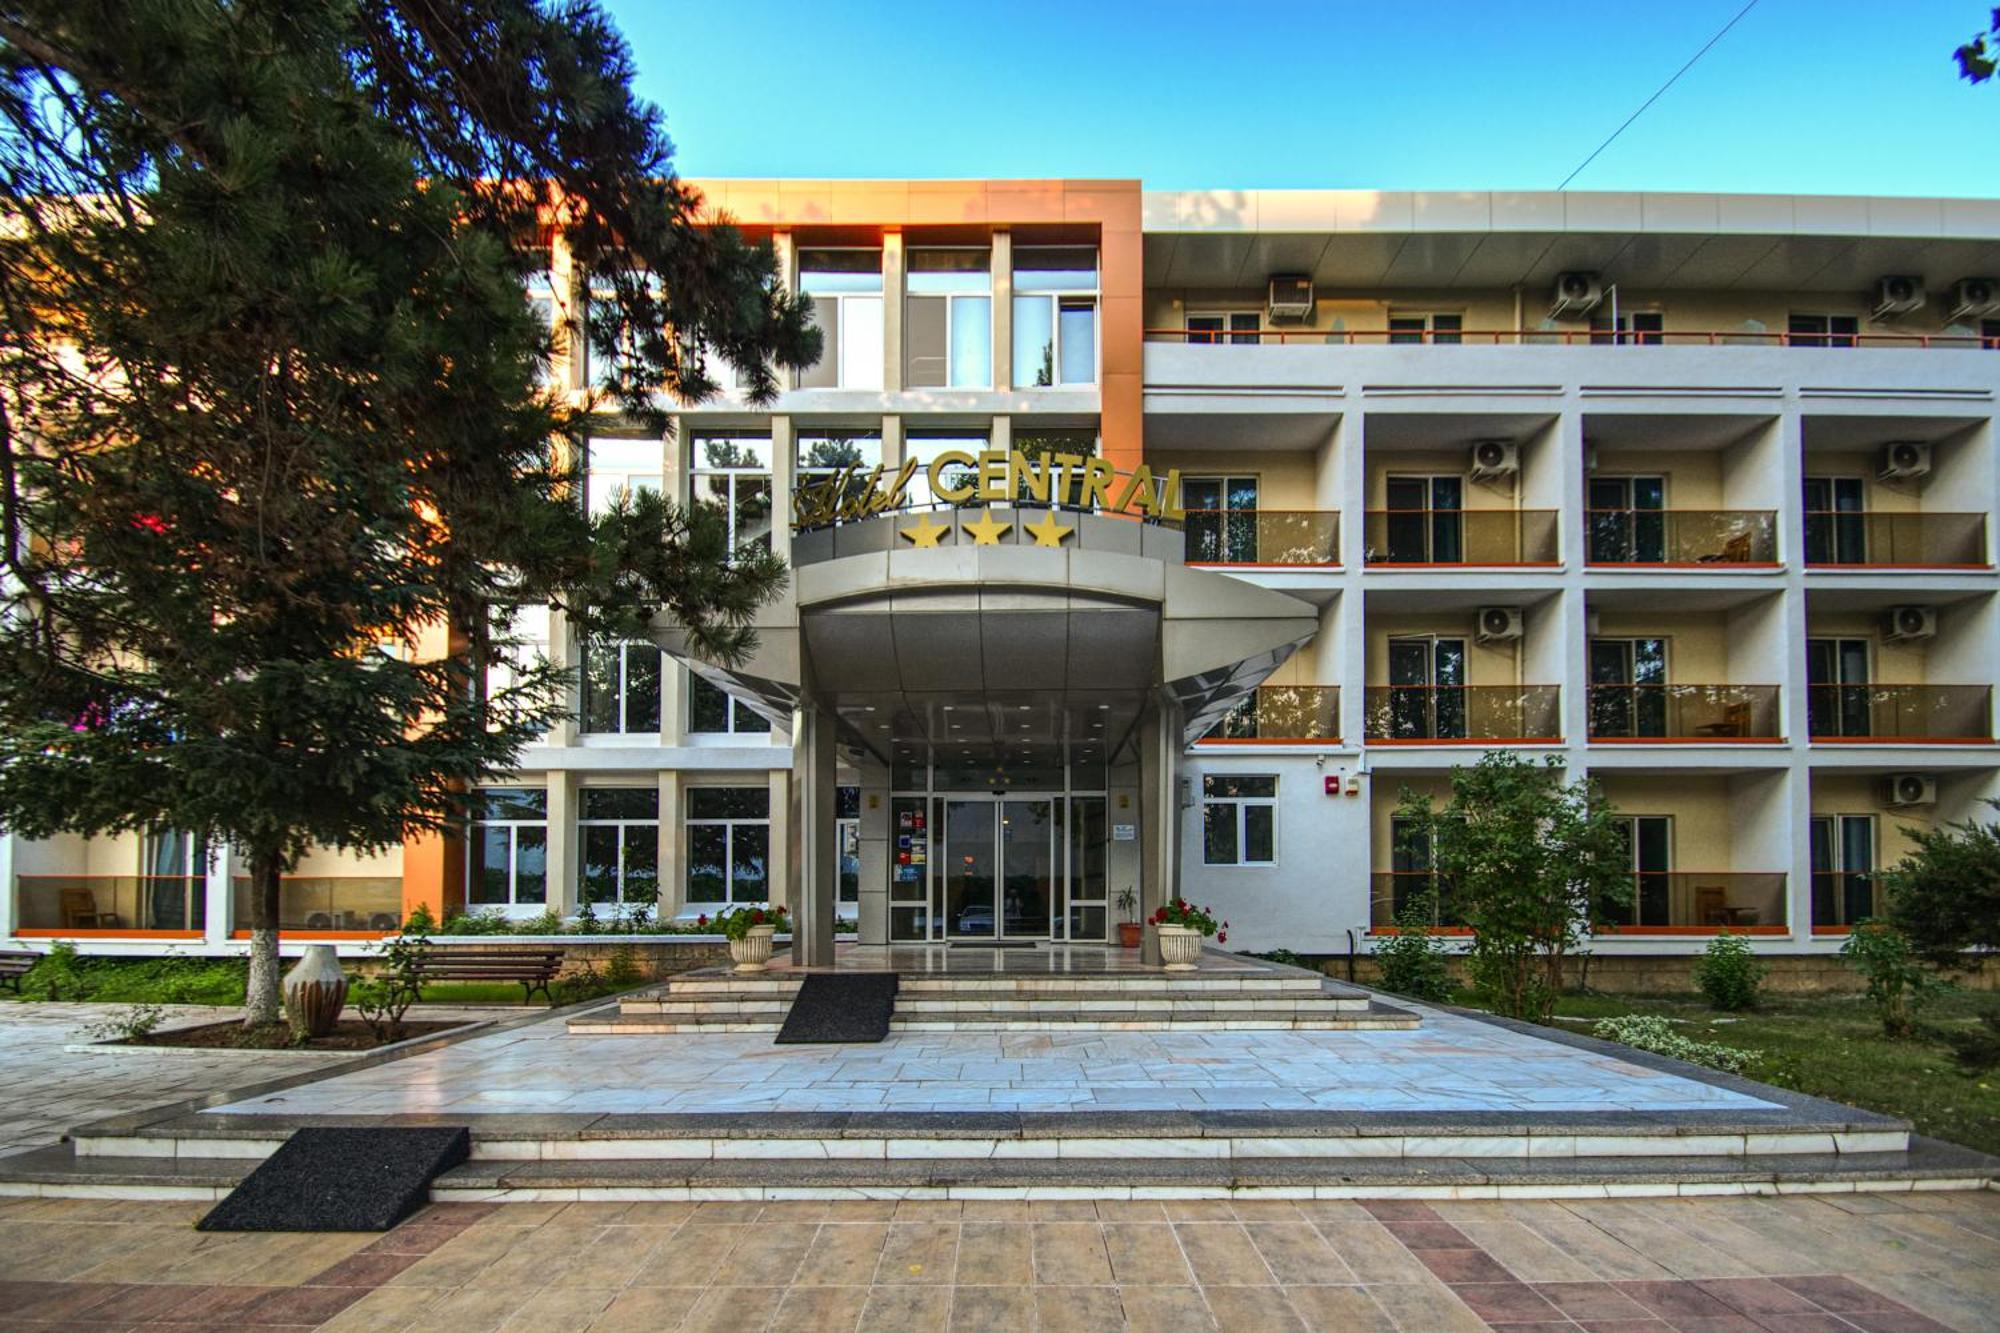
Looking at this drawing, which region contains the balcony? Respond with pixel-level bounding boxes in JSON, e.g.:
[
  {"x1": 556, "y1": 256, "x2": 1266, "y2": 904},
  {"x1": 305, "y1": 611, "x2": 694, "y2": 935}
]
[
  {"x1": 1362, "y1": 510, "x2": 1558, "y2": 566},
  {"x1": 1585, "y1": 510, "x2": 1778, "y2": 566},
  {"x1": 1602, "y1": 872, "x2": 1789, "y2": 934},
  {"x1": 1587, "y1": 684, "x2": 1783, "y2": 741},
  {"x1": 15, "y1": 875, "x2": 205, "y2": 934},
  {"x1": 1145, "y1": 326, "x2": 1996, "y2": 349},
  {"x1": 1811, "y1": 871, "x2": 1883, "y2": 934},
  {"x1": 1369, "y1": 872, "x2": 1463, "y2": 931},
  {"x1": 1364, "y1": 686, "x2": 1562, "y2": 743},
  {"x1": 1204, "y1": 686, "x2": 1339, "y2": 743},
  {"x1": 1182, "y1": 509, "x2": 1337, "y2": 566},
  {"x1": 1807, "y1": 684, "x2": 1993, "y2": 743},
  {"x1": 1803, "y1": 511, "x2": 1988, "y2": 568},
  {"x1": 229, "y1": 877, "x2": 402, "y2": 933}
]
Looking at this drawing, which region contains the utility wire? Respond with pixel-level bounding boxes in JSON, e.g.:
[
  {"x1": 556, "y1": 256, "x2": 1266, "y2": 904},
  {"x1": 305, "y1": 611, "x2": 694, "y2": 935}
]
[{"x1": 1557, "y1": 0, "x2": 1761, "y2": 190}]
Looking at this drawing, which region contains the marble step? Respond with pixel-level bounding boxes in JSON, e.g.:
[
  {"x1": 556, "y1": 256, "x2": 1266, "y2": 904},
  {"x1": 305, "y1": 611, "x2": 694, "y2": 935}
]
[
  {"x1": 617, "y1": 991, "x2": 1372, "y2": 1017},
  {"x1": 661, "y1": 973, "x2": 1336, "y2": 997},
  {"x1": 569, "y1": 1004, "x2": 1418, "y2": 1034}
]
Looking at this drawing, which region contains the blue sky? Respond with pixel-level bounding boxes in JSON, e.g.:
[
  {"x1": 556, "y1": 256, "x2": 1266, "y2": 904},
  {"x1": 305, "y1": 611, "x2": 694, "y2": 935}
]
[{"x1": 604, "y1": 0, "x2": 1997, "y2": 196}]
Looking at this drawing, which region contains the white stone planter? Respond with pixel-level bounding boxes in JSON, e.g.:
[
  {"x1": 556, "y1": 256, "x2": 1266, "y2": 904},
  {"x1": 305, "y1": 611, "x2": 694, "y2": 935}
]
[
  {"x1": 281, "y1": 944, "x2": 348, "y2": 1036},
  {"x1": 730, "y1": 923, "x2": 777, "y2": 973},
  {"x1": 1156, "y1": 923, "x2": 1204, "y2": 972}
]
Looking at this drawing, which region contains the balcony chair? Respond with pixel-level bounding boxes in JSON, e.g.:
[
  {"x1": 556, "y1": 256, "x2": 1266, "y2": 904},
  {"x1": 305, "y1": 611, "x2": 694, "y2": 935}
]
[{"x1": 60, "y1": 888, "x2": 121, "y2": 929}]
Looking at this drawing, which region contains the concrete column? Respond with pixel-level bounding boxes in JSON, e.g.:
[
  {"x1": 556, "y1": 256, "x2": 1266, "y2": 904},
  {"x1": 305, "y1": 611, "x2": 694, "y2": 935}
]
[
  {"x1": 856, "y1": 758, "x2": 892, "y2": 945},
  {"x1": 1138, "y1": 700, "x2": 1185, "y2": 966},
  {"x1": 769, "y1": 414, "x2": 794, "y2": 564},
  {"x1": 882, "y1": 231, "x2": 906, "y2": 394},
  {"x1": 0, "y1": 833, "x2": 18, "y2": 942},
  {"x1": 656, "y1": 770, "x2": 682, "y2": 918},
  {"x1": 546, "y1": 770, "x2": 577, "y2": 919},
  {"x1": 547, "y1": 606, "x2": 578, "y2": 748},
  {"x1": 992, "y1": 229, "x2": 1013, "y2": 391},
  {"x1": 203, "y1": 843, "x2": 233, "y2": 947},
  {"x1": 789, "y1": 704, "x2": 839, "y2": 967},
  {"x1": 991, "y1": 415, "x2": 1012, "y2": 455},
  {"x1": 882, "y1": 414, "x2": 904, "y2": 468}
]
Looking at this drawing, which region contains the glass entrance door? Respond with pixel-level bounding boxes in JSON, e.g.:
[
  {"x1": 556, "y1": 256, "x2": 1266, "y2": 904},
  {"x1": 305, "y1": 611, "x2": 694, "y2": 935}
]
[{"x1": 942, "y1": 796, "x2": 1057, "y2": 940}]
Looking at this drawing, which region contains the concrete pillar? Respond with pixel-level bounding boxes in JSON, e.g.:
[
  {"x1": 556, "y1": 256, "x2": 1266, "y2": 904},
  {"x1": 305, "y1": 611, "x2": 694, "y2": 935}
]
[
  {"x1": 882, "y1": 231, "x2": 905, "y2": 394},
  {"x1": 856, "y1": 758, "x2": 892, "y2": 945},
  {"x1": 790, "y1": 703, "x2": 839, "y2": 966},
  {"x1": 0, "y1": 833, "x2": 17, "y2": 942},
  {"x1": 656, "y1": 769, "x2": 682, "y2": 919},
  {"x1": 992, "y1": 229, "x2": 1013, "y2": 391},
  {"x1": 546, "y1": 770, "x2": 577, "y2": 918},
  {"x1": 203, "y1": 843, "x2": 233, "y2": 947},
  {"x1": 882, "y1": 414, "x2": 904, "y2": 469},
  {"x1": 1138, "y1": 700, "x2": 1185, "y2": 966},
  {"x1": 769, "y1": 414, "x2": 794, "y2": 564}
]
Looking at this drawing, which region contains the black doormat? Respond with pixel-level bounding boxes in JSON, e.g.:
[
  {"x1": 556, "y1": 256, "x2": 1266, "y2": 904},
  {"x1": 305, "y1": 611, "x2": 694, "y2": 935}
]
[
  {"x1": 775, "y1": 973, "x2": 899, "y2": 1044},
  {"x1": 197, "y1": 1126, "x2": 470, "y2": 1232}
]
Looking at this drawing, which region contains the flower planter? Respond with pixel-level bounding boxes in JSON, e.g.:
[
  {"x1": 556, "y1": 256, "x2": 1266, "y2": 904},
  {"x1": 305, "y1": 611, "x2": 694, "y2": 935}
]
[
  {"x1": 1156, "y1": 923, "x2": 1203, "y2": 972},
  {"x1": 729, "y1": 923, "x2": 777, "y2": 973},
  {"x1": 281, "y1": 944, "x2": 348, "y2": 1037},
  {"x1": 1118, "y1": 921, "x2": 1142, "y2": 948}
]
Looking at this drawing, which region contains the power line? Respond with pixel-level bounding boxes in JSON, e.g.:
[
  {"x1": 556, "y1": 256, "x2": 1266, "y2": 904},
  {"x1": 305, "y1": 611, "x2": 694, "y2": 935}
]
[{"x1": 1557, "y1": 0, "x2": 1762, "y2": 190}]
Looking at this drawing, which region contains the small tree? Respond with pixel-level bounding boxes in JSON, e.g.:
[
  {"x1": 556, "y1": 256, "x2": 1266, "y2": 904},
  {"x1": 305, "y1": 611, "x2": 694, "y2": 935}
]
[
  {"x1": 1394, "y1": 754, "x2": 1632, "y2": 1023},
  {"x1": 1885, "y1": 801, "x2": 2000, "y2": 966},
  {"x1": 1374, "y1": 886, "x2": 1454, "y2": 1003},
  {"x1": 1692, "y1": 931, "x2": 1765, "y2": 1012},
  {"x1": 1841, "y1": 919, "x2": 1952, "y2": 1039}
]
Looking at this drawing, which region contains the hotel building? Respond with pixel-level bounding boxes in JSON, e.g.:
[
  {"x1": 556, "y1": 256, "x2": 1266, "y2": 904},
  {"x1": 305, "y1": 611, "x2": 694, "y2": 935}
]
[{"x1": 6, "y1": 179, "x2": 1998, "y2": 968}]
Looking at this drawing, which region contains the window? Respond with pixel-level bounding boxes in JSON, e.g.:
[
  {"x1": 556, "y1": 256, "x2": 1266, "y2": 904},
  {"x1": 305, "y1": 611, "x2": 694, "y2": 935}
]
[
  {"x1": 906, "y1": 250, "x2": 991, "y2": 388},
  {"x1": 1810, "y1": 815, "x2": 1876, "y2": 929},
  {"x1": 1381, "y1": 475, "x2": 1463, "y2": 563},
  {"x1": 1386, "y1": 637, "x2": 1467, "y2": 740},
  {"x1": 690, "y1": 432, "x2": 774, "y2": 552},
  {"x1": 141, "y1": 830, "x2": 208, "y2": 930},
  {"x1": 904, "y1": 430, "x2": 988, "y2": 509},
  {"x1": 524, "y1": 259, "x2": 563, "y2": 389},
  {"x1": 1014, "y1": 429, "x2": 1100, "y2": 510},
  {"x1": 1388, "y1": 313, "x2": 1462, "y2": 345},
  {"x1": 837, "y1": 785, "x2": 860, "y2": 906},
  {"x1": 1803, "y1": 476, "x2": 1867, "y2": 564},
  {"x1": 1586, "y1": 475, "x2": 1666, "y2": 563},
  {"x1": 795, "y1": 428, "x2": 884, "y2": 517},
  {"x1": 1186, "y1": 312, "x2": 1261, "y2": 345},
  {"x1": 582, "y1": 640, "x2": 662, "y2": 735},
  {"x1": 686, "y1": 786, "x2": 771, "y2": 905},
  {"x1": 1387, "y1": 815, "x2": 1448, "y2": 922},
  {"x1": 579, "y1": 787, "x2": 660, "y2": 908},
  {"x1": 483, "y1": 603, "x2": 552, "y2": 737},
  {"x1": 1983, "y1": 318, "x2": 2000, "y2": 349},
  {"x1": 689, "y1": 673, "x2": 771, "y2": 735},
  {"x1": 1589, "y1": 638, "x2": 1668, "y2": 738},
  {"x1": 1590, "y1": 311, "x2": 1663, "y2": 346},
  {"x1": 1806, "y1": 638, "x2": 1871, "y2": 738},
  {"x1": 1789, "y1": 313, "x2": 1858, "y2": 349},
  {"x1": 469, "y1": 788, "x2": 549, "y2": 907},
  {"x1": 798, "y1": 250, "x2": 884, "y2": 389},
  {"x1": 1201, "y1": 774, "x2": 1276, "y2": 866},
  {"x1": 1013, "y1": 247, "x2": 1097, "y2": 386},
  {"x1": 1612, "y1": 816, "x2": 1673, "y2": 927},
  {"x1": 586, "y1": 437, "x2": 662, "y2": 516},
  {"x1": 1182, "y1": 476, "x2": 1259, "y2": 563}
]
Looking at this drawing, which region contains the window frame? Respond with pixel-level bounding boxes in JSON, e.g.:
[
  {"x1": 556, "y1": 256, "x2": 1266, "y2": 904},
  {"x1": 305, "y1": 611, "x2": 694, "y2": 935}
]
[
  {"x1": 1788, "y1": 313, "x2": 1859, "y2": 349},
  {"x1": 688, "y1": 431, "x2": 775, "y2": 554},
  {"x1": 581, "y1": 640, "x2": 663, "y2": 736},
  {"x1": 1200, "y1": 773, "x2": 1278, "y2": 867},
  {"x1": 687, "y1": 673, "x2": 772, "y2": 736},
  {"x1": 1387, "y1": 312, "x2": 1463, "y2": 345},
  {"x1": 684, "y1": 785, "x2": 774, "y2": 908},
  {"x1": 577, "y1": 787, "x2": 662, "y2": 909},
  {"x1": 1012, "y1": 247, "x2": 1099, "y2": 387},
  {"x1": 1181, "y1": 474, "x2": 1261, "y2": 563},
  {"x1": 905, "y1": 248, "x2": 993, "y2": 388},
  {"x1": 468, "y1": 787, "x2": 550, "y2": 909},
  {"x1": 1185, "y1": 311, "x2": 1263, "y2": 346},
  {"x1": 797, "y1": 248, "x2": 886, "y2": 389},
  {"x1": 584, "y1": 436, "x2": 664, "y2": 517}
]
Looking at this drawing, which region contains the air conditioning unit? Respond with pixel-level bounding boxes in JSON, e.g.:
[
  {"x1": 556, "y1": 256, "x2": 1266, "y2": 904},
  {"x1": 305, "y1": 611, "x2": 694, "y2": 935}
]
[
  {"x1": 1883, "y1": 605, "x2": 1937, "y2": 643},
  {"x1": 1476, "y1": 606, "x2": 1525, "y2": 643},
  {"x1": 1883, "y1": 773, "x2": 1938, "y2": 808},
  {"x1": 1468, "y1": 439, "x2": 1520, "y2": 480},
  {"x1": 1872, "y1": 275, "x2": 1926, "y2": 317},
  {"x1": 1950, "y1": 276, "x2": 2000, "y2": 321},
  {"x1": 1266, "y1": 275, "x2": 1315, "y2": 323},
  {"x1": 1549, "y1": 271, "x2": 1603, "y2": 318},
  {"x1": 1879, "y1": 440, "x2": 1932, "y2": 480}
]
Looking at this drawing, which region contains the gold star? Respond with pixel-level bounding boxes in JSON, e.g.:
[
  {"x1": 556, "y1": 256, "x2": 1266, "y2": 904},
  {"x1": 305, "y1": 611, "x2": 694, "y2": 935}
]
[
  {"x1": 960, "y1": 509, "x2": 1013, "y2": 546},
  {"x1": 1023, "y1": 510, "x2": 1074, "y2": 548},
  {"x1": 899, "y1": 514, "x2": 949, "y2": 548}
]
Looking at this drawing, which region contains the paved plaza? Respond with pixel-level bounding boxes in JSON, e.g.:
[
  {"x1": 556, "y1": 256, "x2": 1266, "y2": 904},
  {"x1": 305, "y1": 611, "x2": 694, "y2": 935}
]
[
  {"x1": 0, "y1": 1191, "x2": 1995, "y2": 1331},
  {"x1": 209, "y1": 1000, "x2": 1775, "y2": 1119}
]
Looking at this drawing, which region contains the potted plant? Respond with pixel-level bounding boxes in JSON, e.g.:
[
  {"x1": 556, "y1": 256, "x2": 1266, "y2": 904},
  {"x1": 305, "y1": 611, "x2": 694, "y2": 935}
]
[
  {"x1": 718, "y1": 904, "x2": 788, "y2": 972},
  {"x1": 1115, "y1": 888, "x2": 1141, "y2": 948},
  {"x1": 1151, "y1": 899, "x2": 1227, "y2": 972}
]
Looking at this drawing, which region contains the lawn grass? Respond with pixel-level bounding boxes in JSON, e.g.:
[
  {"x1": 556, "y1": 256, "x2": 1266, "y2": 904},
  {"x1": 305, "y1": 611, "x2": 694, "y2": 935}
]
[
  {"x1": 1454, "y1": 987, "x2": 2000, "y2": 1157},
  {"x1": 4, "y1": 954, "x2": 629, "y2": 1008}
]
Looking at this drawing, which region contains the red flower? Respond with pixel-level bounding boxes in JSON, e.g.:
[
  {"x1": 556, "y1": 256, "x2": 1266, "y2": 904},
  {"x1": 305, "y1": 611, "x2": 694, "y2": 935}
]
[
  {"x1": 1151, "y1": 907, "x2": 1167, "y2": 924},
  {"x1": 696, "y1": 914, "x2": 709, "y2": 926},
  {"x1": 131, "y1": 513, "x2": 168, "y2": 535},
  {"x1": 1218, "y1": 931, "x2": 1228, "y2": 944},
  {"x1": 750, "y1": 908, "x2": 765, "y2": 925}
]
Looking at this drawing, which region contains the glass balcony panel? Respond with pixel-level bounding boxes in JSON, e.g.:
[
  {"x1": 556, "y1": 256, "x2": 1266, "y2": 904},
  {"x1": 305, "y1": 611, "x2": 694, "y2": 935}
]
[
  {"x1": 230, "y1": 877, "x2": 404, "y2": 931},
  {"x1": 1583, "y1": 510, "x2": 1777, "y2": 564},
  {"x1": 1586, "y1": 684, "x2": 1781, "y2": 740},
  {"x1": 1204, "y1": 686, "x2": 1338, "y2": 741},
  {"x1": 1363, "y1": 686, "x2": 1561, "y2": 741},
  {"x1": 1802, "y1": 512, "x2": 1988, "y2": 567},
  {"x1": 1602, "y1": 872, "x2": 1788, "y2": 931},
  {"x1": 1807, "y1": 684, "x2": 1992, "y2": 741},
  {"x1": 1362, "y1": 510, "x2": 1559, "y2": 564},
  {"x1": 15, "y1": 876, "x2": 205, "y2": 931},
  {"x1": 1179, "y1": 510, "x2": 1336, "y2": 565}
]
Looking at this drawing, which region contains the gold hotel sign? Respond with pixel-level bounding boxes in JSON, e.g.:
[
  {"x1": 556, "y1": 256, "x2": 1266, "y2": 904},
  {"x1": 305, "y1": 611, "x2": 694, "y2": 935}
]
[{"x1": 792, "y1": 449, "x2": 1187, "y2": 531}]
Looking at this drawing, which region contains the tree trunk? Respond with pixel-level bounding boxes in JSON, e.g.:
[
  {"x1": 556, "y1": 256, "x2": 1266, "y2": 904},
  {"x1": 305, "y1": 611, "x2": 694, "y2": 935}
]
[{"x1": 242, "y1": 848, "x2": 283, "y2": 1029}]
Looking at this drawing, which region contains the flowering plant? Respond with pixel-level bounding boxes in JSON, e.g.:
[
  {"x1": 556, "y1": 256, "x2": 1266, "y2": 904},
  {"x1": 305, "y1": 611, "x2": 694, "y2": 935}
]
[
  {"x1": 1152, "y1": 898, "x2": 1227, "y2": 943},
  {"x1": 714, "y1": 904, "x2": 788, "y2": 942}
]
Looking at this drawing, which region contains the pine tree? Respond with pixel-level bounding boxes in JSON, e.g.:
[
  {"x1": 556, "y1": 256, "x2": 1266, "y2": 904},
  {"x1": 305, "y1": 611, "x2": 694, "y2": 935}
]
[{"x1": 0, "y1": 0, "x2": 813, "y2": 1026}]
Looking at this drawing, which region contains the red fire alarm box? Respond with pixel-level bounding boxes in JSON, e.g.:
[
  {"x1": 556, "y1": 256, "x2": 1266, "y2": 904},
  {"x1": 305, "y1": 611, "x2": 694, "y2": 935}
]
[{"x1": 1324, "y1": 775, "x2": 1340, "y2": 796}]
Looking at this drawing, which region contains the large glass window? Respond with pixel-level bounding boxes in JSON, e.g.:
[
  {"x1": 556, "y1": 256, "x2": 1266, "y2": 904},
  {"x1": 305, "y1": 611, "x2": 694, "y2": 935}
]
[
  {"x1": 1383, "y1": 475, "x2": 1464, "y2": 563},
  {"x1": 1013, "y1": 247, "x2": 1097, "y2": 386},
  {"x1": 578, "y1": 787, "x2": 660, "y2": 909},
  {"x1": 1201, "y1": 774, "x2": 1277, "y2": 866},
  {"x1": 469, "y1": 787, "x2": 549, "y2": 907},
  {"x1": 483, "y1": 602, "x2": 552, "y2": 736},
  {"x1": 1586, "y1": 475, "x2": 1666, "y2": 563},
  {"x1": 686, "y1": 786, "x2": 772, "y2": 906},
  {"x1": 1803, "y1": 476, "x2": 1867, "y2": 564},
  {"x1": 837, "y1": 786, "x2": 860, "y2": 906},
  {"x1": 582, "y1": 640, "x2": 662, "y2": 735},
  {"x1": 798, "y1": 250, "x2": 884, "y2": 389},
  {"x1": 524, "y1": 256, "x2": 562, "y2": 389},
  {"x1": 1187, "y1": 311, "x2": 1262, "y2": 345},
  {"x1": 141, "y1": 830, "x2": 208, "y2": 930},
  {"x1": 688, "y1": 674, "x2": 771, "y2": 735},
  {"x1": 795, "y1": 428, "x2": 884, "y2": 517},
  {"x1": 1811, "y1": 814, "x2": 1877, "y2": 929},
  {"x1": 1612, "y1": 815, "x2": 1673, "y2": 927},
  {"x1": 1182, "y1": 476, "x2": 1260, "y2": 563},
  {"x1": 1387, "y1": 312, "x2": 1462, "y2": 345},
  {"x1": 906, "y1": 250, "x2": 991, "y2": 388},
  {"x1": 586, "y1": 437, "x2": 663, "y2": 516},
  {"x1": 1590, "y1": 311, "x2": 1664, "y2": 345},
  {"x1": 904, "y1": 430, "x2": 988, "y2": 510},
  {"x1": 1789, "y1": 313, "x2": 1859, "y2": 349},
  {"x1": 690, "y1": 432, "x2": 774, "y2": 552},
  {"x1": 1589, "y1": 637, "x2": 1668, "y2": 738}
]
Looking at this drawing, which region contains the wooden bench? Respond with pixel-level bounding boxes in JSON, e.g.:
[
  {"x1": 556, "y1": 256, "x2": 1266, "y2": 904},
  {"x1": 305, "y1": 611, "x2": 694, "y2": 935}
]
[
  {"x1": 0, "y1": 951, "x2": 39, "y2": 994},
  {"x1": 413, "y1": 948, "x2": 563, "y2": 1003}
]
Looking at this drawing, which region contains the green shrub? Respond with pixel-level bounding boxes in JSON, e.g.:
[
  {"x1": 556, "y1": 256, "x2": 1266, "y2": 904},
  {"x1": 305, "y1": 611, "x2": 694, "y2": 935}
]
[
  {"x1": 604, "y1": 943, "x2": 643, "y2": 990},
  {"x1": 1375, "y1": 890, "x2": 1454, "y2": 1003},
  {"x1": 85, "y1": 1002, "x2": 167, "y2": 1042},
  {"x1": 1841, "y1": 920, "x2": 1953, "y2": 1038},
  {"x1": 26, "y1": 942, "x2": 89, "y2": 1000},
  {"x1": 1591, "y1": 1014, "x2": 1756, "y2": 1074},
  {"x1": 1692, "y1": 931, "x2": 1766, "y2": 1011}
]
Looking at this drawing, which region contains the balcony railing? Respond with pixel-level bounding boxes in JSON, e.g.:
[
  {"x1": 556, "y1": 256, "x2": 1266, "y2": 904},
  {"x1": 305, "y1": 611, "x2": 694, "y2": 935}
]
[
  {"x1": 1585, "y1": 509, "x2": 1778, "y2": 565},
  {"x1": 1803, "y1": 511, "x2": 1989, "y2": 568},
  {"x1": 1146, "y1": 327, "x2": 2000, "y2": 349},
  {"x1": 1205, "y1": 686, "x2": 1339, "y2": 742},
  {"x1": 1588, "y1": 684, "x2": 1782, "y2": 740},
  {"x1": 1811, "y1": 871, "x2": 1882, "y2": 933},
  {"x1": 1603, "y1": 872, "x2": 1789, "y2": 933},
  {"x1": 1807, "y1": 684, "x2": 1993, "y2": 742},
  {"x1": 1362, "y1": 509, "x2": 1558, "y2": 565},
  {"x1": 1182, "y1": 509, "x2": 1337, "y2": 566},
  {"x1": 230, "y1": 877, "x2": 403, "y2": 931},
  {"x1": 15, "y1": 875, "x2": 205, "y2": 932},
  {"x1": 1364, "y1": 686, "x2": 1562, "y2": 742}
]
